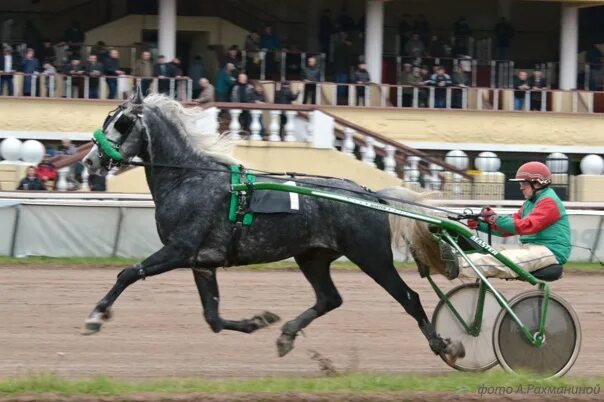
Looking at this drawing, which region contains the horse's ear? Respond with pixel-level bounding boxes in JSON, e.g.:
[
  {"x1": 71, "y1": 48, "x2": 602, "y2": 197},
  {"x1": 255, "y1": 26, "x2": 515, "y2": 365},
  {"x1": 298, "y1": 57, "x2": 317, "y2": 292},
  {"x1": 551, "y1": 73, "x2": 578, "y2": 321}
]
[{"x1": 132, "y1": 84, "x2": 144, "y2": 104}]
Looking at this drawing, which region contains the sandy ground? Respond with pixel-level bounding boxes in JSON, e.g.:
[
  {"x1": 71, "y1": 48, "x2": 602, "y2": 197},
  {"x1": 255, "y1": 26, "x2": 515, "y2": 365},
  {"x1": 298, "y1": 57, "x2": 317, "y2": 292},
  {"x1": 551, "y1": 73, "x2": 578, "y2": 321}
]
[{"x1": 0, "y1": 267, "x2": 602, "y2": 401}]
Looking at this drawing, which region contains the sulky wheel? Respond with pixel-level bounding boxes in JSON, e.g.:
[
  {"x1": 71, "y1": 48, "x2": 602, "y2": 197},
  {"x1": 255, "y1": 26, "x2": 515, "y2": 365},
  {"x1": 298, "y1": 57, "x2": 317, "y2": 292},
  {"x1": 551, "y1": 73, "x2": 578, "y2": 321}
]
[
  {"x1": 432, "y1": 282, "x2": 501, "y2": 372},
  {"x1": 493, "y1": 290, "x2": 581, "y2": 379}
]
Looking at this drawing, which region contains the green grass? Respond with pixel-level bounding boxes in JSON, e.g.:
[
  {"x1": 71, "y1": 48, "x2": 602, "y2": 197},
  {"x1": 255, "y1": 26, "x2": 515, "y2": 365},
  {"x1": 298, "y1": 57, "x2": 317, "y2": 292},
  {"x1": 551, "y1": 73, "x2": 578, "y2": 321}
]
[
  {"x1": 0, "y1": 256, "x2": 602, "y2": 272},
  {"x1": 0, "y1": 371, "x2": 602, "y2": 395}
]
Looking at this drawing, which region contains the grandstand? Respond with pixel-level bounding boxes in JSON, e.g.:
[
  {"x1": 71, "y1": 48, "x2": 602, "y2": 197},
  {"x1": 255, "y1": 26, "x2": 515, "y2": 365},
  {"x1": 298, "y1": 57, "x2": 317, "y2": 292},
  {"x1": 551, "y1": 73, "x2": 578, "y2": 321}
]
[{"x1": 1, "y1": 0, "x2": 603, "y2": 203}]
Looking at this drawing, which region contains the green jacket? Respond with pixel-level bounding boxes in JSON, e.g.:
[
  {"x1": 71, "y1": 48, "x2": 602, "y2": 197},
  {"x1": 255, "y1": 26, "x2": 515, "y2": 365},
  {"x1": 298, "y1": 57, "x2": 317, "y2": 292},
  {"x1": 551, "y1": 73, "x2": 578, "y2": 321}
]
[{"x1": 480, "y1": 187, "x2": 571, "y2": 264}]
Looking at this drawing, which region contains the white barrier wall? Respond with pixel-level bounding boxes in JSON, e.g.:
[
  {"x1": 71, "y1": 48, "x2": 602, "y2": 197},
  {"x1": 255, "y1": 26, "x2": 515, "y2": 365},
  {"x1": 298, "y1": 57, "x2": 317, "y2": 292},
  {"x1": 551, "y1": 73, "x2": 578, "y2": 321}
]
[{"x1": 1, "y1": 201, "x2": 604, "y2": 262}]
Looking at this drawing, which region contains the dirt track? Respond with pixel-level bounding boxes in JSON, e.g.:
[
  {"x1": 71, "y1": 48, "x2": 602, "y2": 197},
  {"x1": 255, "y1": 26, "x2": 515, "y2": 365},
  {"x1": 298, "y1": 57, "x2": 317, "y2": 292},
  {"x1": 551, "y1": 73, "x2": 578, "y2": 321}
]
[
  {"x1": 0, "y1": 267, "x2": 602, "y2": 401},
  {"x1": 0, "y1": 266, "x2": 602, "y2": 380}
]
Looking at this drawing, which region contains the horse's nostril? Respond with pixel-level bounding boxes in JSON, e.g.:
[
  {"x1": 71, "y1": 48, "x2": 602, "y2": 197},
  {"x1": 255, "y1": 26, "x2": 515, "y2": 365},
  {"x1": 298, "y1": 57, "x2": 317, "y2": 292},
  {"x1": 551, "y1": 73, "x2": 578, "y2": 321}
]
[{"x1": 85, "y1": 159, "x2": 93, "y2": 166}]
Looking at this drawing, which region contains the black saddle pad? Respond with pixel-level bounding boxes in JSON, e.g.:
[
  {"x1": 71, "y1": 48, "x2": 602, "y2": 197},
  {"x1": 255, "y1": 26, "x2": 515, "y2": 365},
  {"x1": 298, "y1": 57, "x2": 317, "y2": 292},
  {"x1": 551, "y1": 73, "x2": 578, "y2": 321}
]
[{"x1": 249, "y1": 185, "x2": 301, "y2": 214}]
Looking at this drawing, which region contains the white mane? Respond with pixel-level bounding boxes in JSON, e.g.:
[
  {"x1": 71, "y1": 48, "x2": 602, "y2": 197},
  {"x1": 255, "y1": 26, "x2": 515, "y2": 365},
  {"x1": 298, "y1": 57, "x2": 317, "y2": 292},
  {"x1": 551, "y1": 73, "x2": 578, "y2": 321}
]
[{"x1": 142, "y1": 94, "x2": 239, "y2": 165}]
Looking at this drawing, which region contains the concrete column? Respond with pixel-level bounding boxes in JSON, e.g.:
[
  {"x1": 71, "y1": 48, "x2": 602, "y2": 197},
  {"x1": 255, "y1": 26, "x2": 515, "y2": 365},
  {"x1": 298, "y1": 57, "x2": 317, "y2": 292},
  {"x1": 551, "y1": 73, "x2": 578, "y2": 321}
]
[
  {"x1": 158, "y1": 0, "x2": 177, "y2": 61},
  {"x1": 364, "y1": 0, "x2": 384, "y2": 84},
  {"x1": 559, "y1": 4, "x2": 578, "y2": 90}
]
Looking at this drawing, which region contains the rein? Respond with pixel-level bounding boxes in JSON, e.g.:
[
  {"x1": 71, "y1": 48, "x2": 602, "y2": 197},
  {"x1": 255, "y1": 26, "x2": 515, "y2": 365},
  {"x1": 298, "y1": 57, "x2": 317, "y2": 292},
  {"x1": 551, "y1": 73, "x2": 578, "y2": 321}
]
[{"x1": 93, "y1": 128, "x2": 463, "y2": 218}]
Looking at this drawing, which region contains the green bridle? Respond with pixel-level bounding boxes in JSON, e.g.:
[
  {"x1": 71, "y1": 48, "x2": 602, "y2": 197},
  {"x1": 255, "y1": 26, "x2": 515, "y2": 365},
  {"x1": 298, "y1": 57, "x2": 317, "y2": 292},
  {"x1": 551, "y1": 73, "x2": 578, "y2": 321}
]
[{"x1": 93, "y1": 128, "x2": 123, "y2": 161}]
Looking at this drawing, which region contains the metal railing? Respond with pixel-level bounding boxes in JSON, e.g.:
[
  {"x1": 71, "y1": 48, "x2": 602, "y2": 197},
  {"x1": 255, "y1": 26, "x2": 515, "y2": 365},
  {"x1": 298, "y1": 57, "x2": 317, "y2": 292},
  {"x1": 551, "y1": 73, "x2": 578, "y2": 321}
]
[{"x1": 0, "y1": 73, "x2": 193, "y2": 101}]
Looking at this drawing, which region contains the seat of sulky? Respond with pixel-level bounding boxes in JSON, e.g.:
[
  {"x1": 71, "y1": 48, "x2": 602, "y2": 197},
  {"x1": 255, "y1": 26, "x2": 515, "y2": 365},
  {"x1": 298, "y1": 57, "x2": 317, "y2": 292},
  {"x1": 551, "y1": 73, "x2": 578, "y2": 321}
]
[{"x1": 530, "y1": 264, "x2": 564, "y2": 281}]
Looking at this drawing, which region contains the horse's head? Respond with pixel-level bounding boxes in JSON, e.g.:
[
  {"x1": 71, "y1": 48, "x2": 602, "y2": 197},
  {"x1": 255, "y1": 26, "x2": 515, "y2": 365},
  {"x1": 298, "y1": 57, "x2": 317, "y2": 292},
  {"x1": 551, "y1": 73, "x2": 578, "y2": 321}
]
[{"x1": 83, "y1": 86, "x2": 147, "y2": 175}]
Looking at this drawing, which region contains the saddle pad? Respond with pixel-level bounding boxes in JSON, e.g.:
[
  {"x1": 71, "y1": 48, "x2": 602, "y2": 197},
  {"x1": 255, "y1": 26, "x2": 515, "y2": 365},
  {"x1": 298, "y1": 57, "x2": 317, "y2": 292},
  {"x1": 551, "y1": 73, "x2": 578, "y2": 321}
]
[{"x1": 249, "y1": 181, "x2": 301, "y2": 214}]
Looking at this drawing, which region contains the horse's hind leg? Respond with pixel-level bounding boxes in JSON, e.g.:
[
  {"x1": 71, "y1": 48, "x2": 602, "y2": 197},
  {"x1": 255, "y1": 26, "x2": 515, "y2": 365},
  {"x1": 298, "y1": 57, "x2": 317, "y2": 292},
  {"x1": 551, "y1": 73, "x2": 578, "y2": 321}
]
[
  {"x1": 347, "y1": 248, "x2": 465, "y2": 364},
  {"x1": 82, "y1": 244, "x2": 188, "y2": 335},
  {"x1": 276, "y1": 250, "x2": 342, "y2": 357},
  {"x1": 192, "y1": 267, "x2": 280, "y2": 333}
]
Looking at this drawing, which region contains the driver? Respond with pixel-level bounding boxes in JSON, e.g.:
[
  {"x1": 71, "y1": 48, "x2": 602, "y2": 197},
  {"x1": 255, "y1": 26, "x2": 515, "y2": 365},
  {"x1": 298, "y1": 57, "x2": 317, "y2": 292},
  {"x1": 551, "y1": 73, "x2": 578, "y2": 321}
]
[{"x1": 443, "y1": 161, "x2": 571, "y2": 279}]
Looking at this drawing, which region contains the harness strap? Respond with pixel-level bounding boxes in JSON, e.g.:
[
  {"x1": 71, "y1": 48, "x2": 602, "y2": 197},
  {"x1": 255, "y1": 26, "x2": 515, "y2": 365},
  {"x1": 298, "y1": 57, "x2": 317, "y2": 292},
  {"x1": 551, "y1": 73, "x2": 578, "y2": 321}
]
[{"x1": 226, "y1": 165, "x2": 256, "y2": 267}]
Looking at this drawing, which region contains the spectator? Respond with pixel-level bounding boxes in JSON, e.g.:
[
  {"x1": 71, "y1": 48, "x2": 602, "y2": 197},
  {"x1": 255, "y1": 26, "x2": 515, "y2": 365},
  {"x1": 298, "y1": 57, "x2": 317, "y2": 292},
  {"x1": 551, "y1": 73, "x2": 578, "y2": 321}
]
[
  {"x1": 63, "y1": 20, "x2": 85, "y2": 58},
  {"x1": 398, "y1": 14, "x2": 413, "y2": 56},
  {"x1": 404, "y1": 33, "x2": 426, "y2": 60},
  {"x1": 453, "y1": 16, "x2": 472, "y2": 53},
  {"x1": 57, "y1": 138, "x2": 76, "y2": 155},
  {"x1": 245, "y1": 30, "x2": 260, "y2": 53},
  {"x1": 244, "y1": 30, "x2": 261, "y2": 78},
  {"x1": 17, "y1": 166, "x2": 46, "y2": 191},
  {"x1": 428, "y1": 35, "x2": 447, "y2": 59},
  {"x1": 62, "y1": 58, "x2": 84, "y2": 98},
  {"x1": 196, "y1": 78, "x2": 215, "y2": 104},
  {"x1": 253, "y1": 80, "x2": 266, "y2": 103},
  {"x1": 413, "y1": 14, "x2": 431, "y2": 45},
  {"x1": 189, "y1": 56, "x2": 204, "y2": 99},
  {"x1": 275, "y1": 80, "x2": 299, "y2": 138},
  {"x1": 319, "y1": 9, "x2": 333, "y2": 58},
  {"x1": 21, "y1": 48, "x2": 40, "y2": 97},
  {"x1": 153, "y1": 55, "x2": 174, "y2": 95},
  {"x1": 302, "y1": 56, "x2": 321, "y2": 104},
  {"x1": 260, "y1": 25, "x2": 282, "y2": 80},
  {"x1": 134, "y1": 50, "x2": 153, "y2": 95},
  {"x1": 402, "y1": 65, "x2": 427, "y2": 107},
  {"x1": 84, "y1": 54, "x2": 103, "y2": 99},
  {"x1": 0, "y1": 45, "x2": 15, "y2": 96},
  {"x1": 452, "y1": 63, "x2": 469, "y2": 109},
  {"x1": 529, "y1": 70, "x2": 547, "y2": 111},
  {"x1": 91, "y1": 41, "x2": 109, "y2": 65},
  {"x1": 104, "y1": 49, "x2": 125, "y2": 99},
  {"x1": 88, "y1": 173, "x2": 106, "y2": 191},
  {"x1": 214, "y1": 63, "x2": 236, "y2": 102},
  {"x1": 36, "y1": 156, "x2": 57, "y2": 187},
  {"x1": 41, "y1": 39, "x2": 55, "y2": 65},
  {"x1": 169, "y1": 57, "x2": 185, "y2": 99},
  {"x1": 222, "y1": 46, "x2": 242, "y2": 75},
  {"x1": 586, "y1": 44, "x2": 603, "y2": 91},
  {"x1": 41, "y1": 61, "x2": 57, "y2": 97},
  {"x1": 275, "y1": 80, "x2": 299, "y2": 104},
  {"x1": 230, "y1": 73, "x2": 257, "y2": 133},
  {"x1": 494, "y1": 17, "x2": 514, "y2": 60},
  {"x1": 352, "y1": 62, "x2": 371, "y2": 106},
  {"x1": 513, "y1": 70, "x2": 530, "y2": 111},
  {"x1": 333, "y1": 32, "x2": 352, "y2": 104},
  {"x1": 335, "y1": 5, "x2": 355, "y2": 34},
  {"x1": 425, "y1": 65, "x2": 452, "y2": 108}
]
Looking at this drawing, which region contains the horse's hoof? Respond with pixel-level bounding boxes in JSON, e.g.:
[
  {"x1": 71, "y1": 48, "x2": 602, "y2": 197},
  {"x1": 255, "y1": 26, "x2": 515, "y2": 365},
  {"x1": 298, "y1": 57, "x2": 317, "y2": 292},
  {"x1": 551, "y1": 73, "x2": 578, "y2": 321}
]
[
  {"x1": 445, "y1": 339, "x2": 465, "y2": 359},
  {"x1": 81, "y1": 320, "x2": 102, "y2": 336},
  {"x1": 253, "y1": 311, "x2": 281, "y2": 329},
  {"x1": 276, "y1": 334, "x2": 295, "y2": 357}
]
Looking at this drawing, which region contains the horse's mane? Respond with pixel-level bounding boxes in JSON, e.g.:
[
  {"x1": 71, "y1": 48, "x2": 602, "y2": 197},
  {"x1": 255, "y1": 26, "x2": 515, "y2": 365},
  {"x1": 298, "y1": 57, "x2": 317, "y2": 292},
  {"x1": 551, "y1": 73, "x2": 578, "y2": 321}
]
[{"x1": 142, "y1": 94, "x2": 240, "y2": 166}]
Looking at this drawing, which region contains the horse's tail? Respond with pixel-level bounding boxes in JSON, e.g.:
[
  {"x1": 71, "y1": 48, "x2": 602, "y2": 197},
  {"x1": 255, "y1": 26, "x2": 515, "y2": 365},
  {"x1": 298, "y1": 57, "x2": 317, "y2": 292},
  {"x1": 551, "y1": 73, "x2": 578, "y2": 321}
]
[{"x1": 376, "y1": 186, "x2": 447, "y2": 276}]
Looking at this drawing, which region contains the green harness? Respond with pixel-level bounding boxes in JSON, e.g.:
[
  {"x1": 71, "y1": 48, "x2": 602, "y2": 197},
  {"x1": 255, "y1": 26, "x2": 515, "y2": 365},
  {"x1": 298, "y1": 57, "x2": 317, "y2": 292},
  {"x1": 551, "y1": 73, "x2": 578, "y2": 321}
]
[{"x1": 228, "y1": 165, "x2": 256, "y2": 226}]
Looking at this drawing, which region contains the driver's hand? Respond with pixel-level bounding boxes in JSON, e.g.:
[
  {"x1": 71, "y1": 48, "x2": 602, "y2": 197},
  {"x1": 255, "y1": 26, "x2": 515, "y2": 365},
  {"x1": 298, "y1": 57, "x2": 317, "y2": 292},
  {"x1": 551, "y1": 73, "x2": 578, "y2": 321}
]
[
  {"x1": 467, "y1": 218, "x2": 479, "y2": 230},
  {"x1": 481, "y1": 207, "x2": 498, "y2": 225}
]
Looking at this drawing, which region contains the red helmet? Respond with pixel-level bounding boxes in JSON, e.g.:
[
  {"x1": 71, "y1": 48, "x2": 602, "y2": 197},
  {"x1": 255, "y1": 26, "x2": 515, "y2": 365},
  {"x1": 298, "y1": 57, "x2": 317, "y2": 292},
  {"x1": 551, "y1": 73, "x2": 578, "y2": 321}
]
[{"x1": 509, "y1": 161, "x2": 552, "y2": 185}]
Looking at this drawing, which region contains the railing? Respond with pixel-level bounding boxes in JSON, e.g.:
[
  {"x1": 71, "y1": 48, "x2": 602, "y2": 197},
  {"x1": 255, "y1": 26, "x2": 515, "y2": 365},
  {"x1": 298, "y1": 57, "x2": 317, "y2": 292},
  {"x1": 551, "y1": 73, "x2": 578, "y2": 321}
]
[
  {"x1": 240, "y1": 50, "x2": 326, "y2": 82},
  {"x1": 0, "y1": 73, "x2": 193, "y2": 101},
  {"x1": 195, "y1": 102, "x2": 474, "y2": 197}
]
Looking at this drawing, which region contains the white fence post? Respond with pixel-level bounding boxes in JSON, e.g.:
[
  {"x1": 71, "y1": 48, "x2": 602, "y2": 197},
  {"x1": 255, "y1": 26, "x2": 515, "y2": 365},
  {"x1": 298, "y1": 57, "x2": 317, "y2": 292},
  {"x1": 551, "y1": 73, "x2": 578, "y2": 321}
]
[
  {"x1": 268, "y1": 110, "x2": 281, "y2": 141},
  {"x1": 229, "y1": 109, "x2": 242, "y2": 140},
  {"x1": 283, "y1": 110, "x2": 297, "y2": 142},
  {"x1": 383, "y1": 145, "x2": 396, "y2": 175},
  {"x1": 342, "y1": 127, "x2": 355, "y2": 156},
  {"x1": 249, "y1": 110, "x2": 263, "y2": 140},
  {"x1": 361, "y1": 136, "x2": 376, "y2": 168}
]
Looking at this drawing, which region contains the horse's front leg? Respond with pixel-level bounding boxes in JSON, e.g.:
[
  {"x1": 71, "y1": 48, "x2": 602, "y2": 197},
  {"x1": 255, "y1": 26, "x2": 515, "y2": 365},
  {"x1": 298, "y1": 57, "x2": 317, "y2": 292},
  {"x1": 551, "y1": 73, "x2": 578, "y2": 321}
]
[
  {"x1": 82, "y1": 244, "x2": 188, "y2": 335},
  {"x1": 192, "y1": 267, "x2": 280, "y2": 333}
]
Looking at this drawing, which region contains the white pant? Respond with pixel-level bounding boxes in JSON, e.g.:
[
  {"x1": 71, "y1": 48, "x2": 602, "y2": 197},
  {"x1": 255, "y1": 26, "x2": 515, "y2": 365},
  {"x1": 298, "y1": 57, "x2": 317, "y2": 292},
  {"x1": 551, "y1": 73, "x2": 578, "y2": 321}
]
[{"x1": 458, "y1": 244, "x2": 559, "y2": 279}]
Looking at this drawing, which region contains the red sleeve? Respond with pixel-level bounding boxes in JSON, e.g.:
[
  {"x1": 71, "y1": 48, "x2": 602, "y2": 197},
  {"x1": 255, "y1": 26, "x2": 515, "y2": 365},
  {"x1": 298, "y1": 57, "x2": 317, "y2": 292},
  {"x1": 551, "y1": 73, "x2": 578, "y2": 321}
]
[{"x1": 512, "y1": 198, "x2": 561, "y2": 235}]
